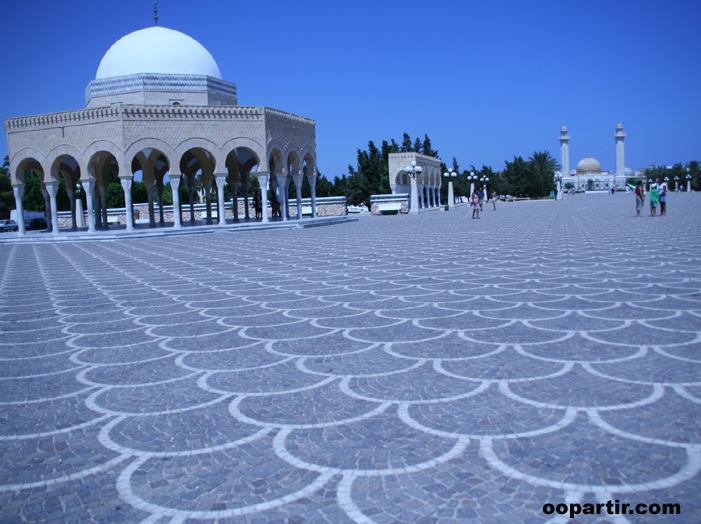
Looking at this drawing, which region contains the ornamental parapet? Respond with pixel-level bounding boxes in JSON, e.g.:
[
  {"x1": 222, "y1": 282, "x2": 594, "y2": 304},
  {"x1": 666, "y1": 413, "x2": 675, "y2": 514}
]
[
  {"x1": 4, "y1": 106, "x2": 122, "y2": 130},
  {"x1": 264, "y1": 107, "x2": 316, "y2": 126},
  {"x1": 121, "y1": 105, "x2": 265, "y2": 120}
]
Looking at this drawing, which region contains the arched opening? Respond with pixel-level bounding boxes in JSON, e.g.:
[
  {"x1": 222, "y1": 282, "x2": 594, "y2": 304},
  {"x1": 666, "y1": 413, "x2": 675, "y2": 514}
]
[
  {"x1": 87, "y1": 151, "x2": 119, "y2": 229},
  {"x1": 52, "y1": 155, "x2": 82, "y2": 230},
  {"x1": 178, "y1": 147, "x2": 214, "y2": 224},
  {"x1": 226, "y1": 147, "x2": 259, "y2": 221},
  {"x1": 269, "y1": 149, "x2": 284, "y2": 219},
  {"x1": 15, "y1": 157, "x2": 49, "y2": 231},
  {"x1": 131, "y1": 149, "x2": 170, "y2": 227}
]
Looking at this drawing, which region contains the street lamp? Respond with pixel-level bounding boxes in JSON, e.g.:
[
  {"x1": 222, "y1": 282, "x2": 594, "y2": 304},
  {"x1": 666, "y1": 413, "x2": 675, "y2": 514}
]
[
  {"x1": 404, "y1": 161, "x2": 422, "y2": 214},
  {"x1": 687, "y1": 173, "x2": 692, "y2": 192},
  {"x1": 647, "y1": 178, "x2": 653, "y2": 191},
  {"x1": 554, "y1": 171, "x2": 563, "y2": 200},
  {"x1": 443, "y1": 168, "x2": 457, "y2": 209},
  {"x1": 468, "y1": 171, "x2": 478, "y2": 199},
  {"x1": 674, "y1": 176, "x2": 680, "y2": 191}
]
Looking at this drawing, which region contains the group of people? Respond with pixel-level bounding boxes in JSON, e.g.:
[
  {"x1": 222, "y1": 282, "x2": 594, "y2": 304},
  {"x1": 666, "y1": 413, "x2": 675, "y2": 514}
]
[
  {"x1": 471, "y1": 188, "x2": 498, "y2": 219},
  {"x1": 634, "y1": 179, "x2": 667, "y2": 217}
]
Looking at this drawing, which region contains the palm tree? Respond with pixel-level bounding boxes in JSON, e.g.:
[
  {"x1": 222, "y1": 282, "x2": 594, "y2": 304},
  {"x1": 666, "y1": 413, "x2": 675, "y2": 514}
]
[{"x1": 528, "y1": 150, "x2": 560, "y2": 177}]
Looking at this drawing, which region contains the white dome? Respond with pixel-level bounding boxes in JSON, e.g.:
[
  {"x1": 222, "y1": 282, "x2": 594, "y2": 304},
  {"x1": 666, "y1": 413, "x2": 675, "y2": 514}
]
[
  {"x1": 576, "y1": 156, "x2": 601, "y2": 173},
  {"x1": 96, "y1": 27, "x2": 221, "y2": 80}
]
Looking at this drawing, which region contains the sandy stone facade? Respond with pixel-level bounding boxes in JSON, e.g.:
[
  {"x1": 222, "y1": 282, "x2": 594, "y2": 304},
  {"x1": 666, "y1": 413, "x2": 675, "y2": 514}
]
[
  {"x1": 388, "y1": 152, "x2": 442, "y2": 211},
  {"x1": 4, "y1": 27, "x2": 320, "y2": 236}
]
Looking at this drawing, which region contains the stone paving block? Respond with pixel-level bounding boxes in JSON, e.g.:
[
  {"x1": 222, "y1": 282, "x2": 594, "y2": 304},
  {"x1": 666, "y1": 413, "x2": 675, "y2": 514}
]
[{"x1": 1, "y1": 194, "x2": 700, "y2": 522}]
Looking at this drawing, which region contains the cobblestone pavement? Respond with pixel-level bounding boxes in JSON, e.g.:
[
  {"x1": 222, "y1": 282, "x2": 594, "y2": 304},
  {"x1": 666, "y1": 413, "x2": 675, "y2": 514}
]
[{"x1": 1, "y1": 193, "x2": 700, "y2": 523}]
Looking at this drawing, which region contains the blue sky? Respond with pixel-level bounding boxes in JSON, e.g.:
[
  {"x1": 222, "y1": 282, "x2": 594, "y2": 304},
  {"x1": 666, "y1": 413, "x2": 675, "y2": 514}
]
[{"x1": 2, "y1": 0, "x2": 700, "y2": 180}]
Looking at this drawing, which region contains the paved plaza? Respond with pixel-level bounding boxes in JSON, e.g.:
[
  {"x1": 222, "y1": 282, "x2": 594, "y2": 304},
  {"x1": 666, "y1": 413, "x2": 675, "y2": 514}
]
[{"x1": 1, "y1": 193, "x2": 700, "y2": 524}]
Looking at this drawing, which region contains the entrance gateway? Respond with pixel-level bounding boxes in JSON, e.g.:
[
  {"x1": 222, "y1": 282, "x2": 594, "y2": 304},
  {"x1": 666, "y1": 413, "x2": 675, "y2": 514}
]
[{"x1": 4, "y1": 26, "x2": 319, "y2": 235}]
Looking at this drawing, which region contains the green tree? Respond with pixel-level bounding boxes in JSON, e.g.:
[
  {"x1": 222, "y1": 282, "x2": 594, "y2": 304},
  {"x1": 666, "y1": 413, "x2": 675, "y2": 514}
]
[
  {"x1": 106, "y1": 183, "x2": 125, "y2": 208},
  {"x1": 57, "y1": 176, "x2": 71, "y2": 211},
  {"x1": 346, "y1": 140, "x2": 393, "y2": 209},
  {"x1": 333, "y1": 174, "x2": 349, "y2": 197},
  {"x1": 0, "y1": 156, "x2": 13, "y2": 219},
  {"x1": 503, "y1": 156, "x2": 534, "y2": 198},
  {"x1": 527, "y1": 150, "x2": 559, "y2": 197},
  {"x1": 133, "y1": 181, "x2": 148, "y2": 203},
  {"x1": 422, "y1": 134, "x2": 439, "y2": 158},
  {"x1": 400, "y1": 133, "x2": 413, "y2": 153},
  {"x1": 23, "y1": 173, "x2": 45, "y2": 212},
  {"x1": 162, "y1": 183, "x2": 173, "y2": 205}
]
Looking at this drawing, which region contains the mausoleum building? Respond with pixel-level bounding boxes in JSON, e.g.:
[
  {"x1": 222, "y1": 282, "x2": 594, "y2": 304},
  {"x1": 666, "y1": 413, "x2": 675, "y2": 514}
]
[
  {"x1": 558, "y1": 123, "x2": 634, "y2": 192},
  {"x1": 388, "y1": 152, "x2": 442, "y2": 210},
  {"x1": 4, "y1": 26, "x2": 319, "y2": 235}
]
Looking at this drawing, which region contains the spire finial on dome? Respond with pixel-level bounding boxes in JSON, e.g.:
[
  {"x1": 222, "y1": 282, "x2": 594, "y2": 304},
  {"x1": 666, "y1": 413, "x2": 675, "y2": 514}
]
[{"x1": 153, "y1": 2, "x2": 159, "y2": 26}]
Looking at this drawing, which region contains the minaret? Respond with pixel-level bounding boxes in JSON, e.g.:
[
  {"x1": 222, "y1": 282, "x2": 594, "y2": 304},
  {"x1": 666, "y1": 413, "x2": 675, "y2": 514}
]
[
  {"x1": 614, "y1": 122, "x2": 626, "y2": 178},
  {"x1": 559, "y1": 126, "x2": 570, "y2": 178}
]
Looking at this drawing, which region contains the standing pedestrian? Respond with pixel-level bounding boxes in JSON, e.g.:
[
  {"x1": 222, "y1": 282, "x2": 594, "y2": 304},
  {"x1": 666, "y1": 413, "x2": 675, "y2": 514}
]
[
  {"x1": 658, "y1": 178, "x2": 668, "y2": 216},
  {"x1": 634, "y1": 180, "x2": 644, "y2": 217},
  {"x1": 491, "y1": 189, "x2": 497, "y2": 210},
  {"x1": 471, "y1": 190, "x2": 480, "y2": 219},
  {"x1": 650, "y1": 184, "x2": 659, "y2": 217}
]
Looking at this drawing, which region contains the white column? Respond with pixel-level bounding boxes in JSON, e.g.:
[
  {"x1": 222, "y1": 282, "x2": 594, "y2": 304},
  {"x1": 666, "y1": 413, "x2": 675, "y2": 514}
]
[
  {"x1": 100, "y1": 186, "x2": 108, "y2": 229},
  {"x1": 284, "y1": 176, "x2": 292, "y2": 220},
  {"x1": 293, "y1": 175, "x2": 303, "y2": 219},
  {"x1": 275, "y1": 174, "x2": 288, "y2": 221},
  {"x1": 203, "y1": 178, "x2": 213, "y2": 224},
  {"x1": 170, "y1": 175, "x2": 182, "y2": 228},
  {"x1": 258, "y1": 172, "x2": 270, "y2": 223},
  {"x1": 145, "y1": 181, "x2": 156, "y2": 227},
  {"x1": 41, "y1": 187, "x2": 51, "y2": 231},
  {"x1": 45, "y1": 182, "x2": 60, "y2": 236},
  {"x1": 447, "y1": 181, "x2": 454, "y2": 209},
  {"x1": 67, "y1": 190, "x2": 76, "y2": 230},
  {"x1": 187, "y1": 174, "x2": 196, "y2": 222},
  {"x1": 75, "y1": 197, "x2": 85, "y2": 228},
  {"x1": 243, "y1": 177, "x2": 250, "y2": 219},
  {"x1": 307, "y1": 174, "x2": 317, "y2": 218},
  {"x1": 410, "y1": 176, "x2": 419, "y2": 214},
  {"x1": 214, "y1": 174, "x2": 227, "y2": 226},
  {"x1": 688, "y1": 180, "x2": 692, "y2": 192},
  {"x1": 120, "y1": 177, "x2": 134, "y2": 232},
  {"x1": 156, "y1": 180, "x2": 165, "y2": 224},
  {"x1": 82, "y1": 180, "x2": 96, "y2": 232},
  {"x1": 13, "y1": 186, "x2": 26, "y2": 235}
]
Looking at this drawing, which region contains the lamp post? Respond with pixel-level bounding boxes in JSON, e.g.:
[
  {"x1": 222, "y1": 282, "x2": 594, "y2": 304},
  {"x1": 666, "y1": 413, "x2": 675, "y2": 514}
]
[
  {"x1": 468, "y1": 171, "x2": 477, "y2": 199},
  {"x1": 687, "y1": 173, "x2": 692, "y2": 192},
  {"x1": 480, "y1": 175, "x2": 489, "y2": 209},
  {"x1": 443, "y1": 168, "x2": 457, "y2": 209},
  {"x1": 405, "y1": 161, "x2": 422, "y2": 214},
  {"x1": 647, "y1": 178, "x2": 653, "y2": 191},
  {"x1": 674, "y1": 176, "x2": 679, "y2": 191},
  {"x1": 554, "y1": 171, "x2": 563, "y2": 200}
]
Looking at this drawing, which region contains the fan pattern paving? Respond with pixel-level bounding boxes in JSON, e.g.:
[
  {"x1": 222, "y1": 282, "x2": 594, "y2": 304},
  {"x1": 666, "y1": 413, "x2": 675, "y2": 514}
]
[{"x1": 1, "y1": 195, "x2": 700, "y2": 523}]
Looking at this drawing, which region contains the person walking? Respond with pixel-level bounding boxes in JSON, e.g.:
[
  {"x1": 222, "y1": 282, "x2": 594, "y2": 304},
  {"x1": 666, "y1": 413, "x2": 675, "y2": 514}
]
[
  {"x1": 491, "y1": 189, "x2": 497, "y2": 210},
  {"x1": 471, "y1": 190, "x2": 480, "y2": 219},
  {"x1": 634, "y1": 180, "x2": 645, "y2": 217}
]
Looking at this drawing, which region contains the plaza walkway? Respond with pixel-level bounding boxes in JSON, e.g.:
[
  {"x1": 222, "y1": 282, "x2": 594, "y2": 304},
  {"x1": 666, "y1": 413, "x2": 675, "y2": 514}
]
[{"x1": 1, "y1": 193, "x2": 700, "y2": 523}]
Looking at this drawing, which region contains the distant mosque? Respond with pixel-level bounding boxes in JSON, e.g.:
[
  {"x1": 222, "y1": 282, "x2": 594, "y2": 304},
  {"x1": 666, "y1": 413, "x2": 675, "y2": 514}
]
[{"x1": 558, "y1": 123, "x2": 635, "y2": 191}]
